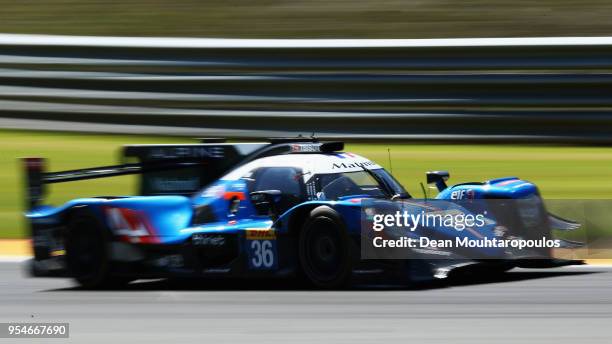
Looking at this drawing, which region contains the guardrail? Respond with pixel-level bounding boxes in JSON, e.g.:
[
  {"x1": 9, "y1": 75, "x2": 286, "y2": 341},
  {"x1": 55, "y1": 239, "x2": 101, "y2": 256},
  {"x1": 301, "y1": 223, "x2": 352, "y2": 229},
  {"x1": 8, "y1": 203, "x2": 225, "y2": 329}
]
[{"x1": 1, "y1": 34, "x2": 612, "y2": 143}]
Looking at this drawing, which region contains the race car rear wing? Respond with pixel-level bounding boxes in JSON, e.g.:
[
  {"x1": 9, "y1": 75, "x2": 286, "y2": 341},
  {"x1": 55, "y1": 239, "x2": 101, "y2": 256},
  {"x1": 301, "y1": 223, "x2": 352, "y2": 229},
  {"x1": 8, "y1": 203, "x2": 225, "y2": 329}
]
[
  {"x1": 22, "y1": 157, "x2": 204, "y2": 210},
  {"x1": 22, "y1": 138, "x2": 344, "y2": 210}
]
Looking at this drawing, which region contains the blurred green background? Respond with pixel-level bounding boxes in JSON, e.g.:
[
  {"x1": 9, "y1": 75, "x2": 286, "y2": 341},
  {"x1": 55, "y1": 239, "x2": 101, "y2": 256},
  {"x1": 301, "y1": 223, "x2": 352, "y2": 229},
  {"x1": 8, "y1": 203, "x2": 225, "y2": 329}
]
[
  {"x1": 2, "y1": 129, "x2": 612, "y2": 238},
  {"x1": 1, "y1": 0, "x2": 612, "y2": 38}
]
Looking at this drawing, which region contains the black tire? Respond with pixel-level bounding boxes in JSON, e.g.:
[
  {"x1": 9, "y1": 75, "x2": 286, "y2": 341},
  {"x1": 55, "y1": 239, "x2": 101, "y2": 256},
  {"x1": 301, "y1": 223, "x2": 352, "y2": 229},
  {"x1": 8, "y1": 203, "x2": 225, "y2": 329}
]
[
  {"x1": 65, "y1": 212, "x2": 129, "y2": 289},
  {"x1": 298, "y1": 207, "x2": 352, "y2": 289}
]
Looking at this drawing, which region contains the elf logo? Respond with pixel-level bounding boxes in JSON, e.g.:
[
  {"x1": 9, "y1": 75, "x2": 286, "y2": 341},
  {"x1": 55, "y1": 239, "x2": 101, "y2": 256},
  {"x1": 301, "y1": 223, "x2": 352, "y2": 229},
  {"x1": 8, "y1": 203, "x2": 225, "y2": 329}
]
[{"x1": 450, "y1": 189, "x2": 475, "y2": 200}]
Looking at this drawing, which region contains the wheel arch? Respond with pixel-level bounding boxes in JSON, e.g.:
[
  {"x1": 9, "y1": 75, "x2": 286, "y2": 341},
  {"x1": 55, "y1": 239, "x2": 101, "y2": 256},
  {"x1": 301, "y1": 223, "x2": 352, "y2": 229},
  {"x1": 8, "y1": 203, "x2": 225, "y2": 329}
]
[
  {"x1": 61, "y1": 204, "x2": 109, "y2": 235},
  {"x1": 283, "y1": 203, "x2": 346, "y2": 238}
]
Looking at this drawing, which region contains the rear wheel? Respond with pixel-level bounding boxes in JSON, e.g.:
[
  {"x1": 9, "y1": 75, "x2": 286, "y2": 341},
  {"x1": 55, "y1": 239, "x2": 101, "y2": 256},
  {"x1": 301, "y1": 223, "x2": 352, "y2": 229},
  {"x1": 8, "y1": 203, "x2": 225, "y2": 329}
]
[
  {"x1": 65, "y1": 212, "x2": 130, "y2": 289},
  {"x1": 298, "y1": 207, "x2": 352, "y2": 289}
]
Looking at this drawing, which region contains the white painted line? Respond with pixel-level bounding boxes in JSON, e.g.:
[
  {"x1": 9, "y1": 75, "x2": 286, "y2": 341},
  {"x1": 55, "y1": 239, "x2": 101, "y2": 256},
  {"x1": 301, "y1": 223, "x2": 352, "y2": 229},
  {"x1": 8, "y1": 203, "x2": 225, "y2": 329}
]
[
  {"x1": 2, "y1": 34, "x2": 612, "y2": 48},
  {"x1": 572, "y1": 264, "x2": 612, "y2": 269},
  {"x1": 0, "y1": 256, "x2": 31, "y2": 262}
]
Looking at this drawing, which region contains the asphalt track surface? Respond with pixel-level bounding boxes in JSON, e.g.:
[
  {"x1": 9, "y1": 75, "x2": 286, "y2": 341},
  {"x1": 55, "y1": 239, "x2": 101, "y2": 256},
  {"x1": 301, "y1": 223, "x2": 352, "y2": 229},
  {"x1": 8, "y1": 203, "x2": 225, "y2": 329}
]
[{"x1": 1, "y1": 262, "x2": 611, "y2": 343}]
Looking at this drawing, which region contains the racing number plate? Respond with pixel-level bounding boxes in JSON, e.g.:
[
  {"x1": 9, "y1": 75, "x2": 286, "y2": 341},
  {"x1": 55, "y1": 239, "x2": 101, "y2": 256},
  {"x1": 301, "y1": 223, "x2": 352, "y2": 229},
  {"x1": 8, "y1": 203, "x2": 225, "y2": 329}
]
[{"x1": 245, "y1": 229, "x2": 278, "y2": 270}]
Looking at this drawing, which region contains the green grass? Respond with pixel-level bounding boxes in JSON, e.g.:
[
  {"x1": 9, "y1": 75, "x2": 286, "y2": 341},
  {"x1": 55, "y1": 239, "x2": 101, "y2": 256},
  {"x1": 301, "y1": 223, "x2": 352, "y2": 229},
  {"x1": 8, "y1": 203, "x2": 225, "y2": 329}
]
[
  {"x1": 1, "y1": 1, "x2": 612, "y2": 38},
  {"x1": 2, "y1": 129, "x2": 612, "y2": 238},
  {"x1": 350, "y1": 144, "x2": 612, "y2": 199},
  {"x1": 0, "y1": 130, "x2": 192, "y2": 238}
]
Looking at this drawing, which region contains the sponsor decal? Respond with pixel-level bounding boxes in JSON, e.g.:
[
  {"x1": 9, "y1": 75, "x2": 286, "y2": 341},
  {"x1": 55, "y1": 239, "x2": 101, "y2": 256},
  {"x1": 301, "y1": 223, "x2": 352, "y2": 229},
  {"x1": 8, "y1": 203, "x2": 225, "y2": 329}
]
[
  {"x1": 147, "y1": 146, "x2": 225, "y2": 160},
  {"x1": 450, "y1": 189, "x2": 475, "y2": 200},
  {"x1": 192, "y1": 233, "x2": 226, "y2": 246},
  {"x1": 290, "y1": 144, "x2": 320, "y2": 153},
  {"x1": 245, "y1": 228, "x2": 277, "y2": 269},
  {"x1": 245, "y1": 228, "x2": 276, "y2": 240},
  {"x1": 332, "y1": 160, "x2": 376, "y2": 170},
  {"x1": 104, "y1": 207, "x2": 159, "y2": 244}
]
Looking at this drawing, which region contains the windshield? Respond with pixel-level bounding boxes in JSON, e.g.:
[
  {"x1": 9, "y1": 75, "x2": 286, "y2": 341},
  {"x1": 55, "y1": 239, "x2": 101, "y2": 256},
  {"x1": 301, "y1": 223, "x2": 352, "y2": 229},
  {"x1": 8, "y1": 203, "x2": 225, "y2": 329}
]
[{"x1": 312, "y1": 169, "x2": 410, "y2": 201}]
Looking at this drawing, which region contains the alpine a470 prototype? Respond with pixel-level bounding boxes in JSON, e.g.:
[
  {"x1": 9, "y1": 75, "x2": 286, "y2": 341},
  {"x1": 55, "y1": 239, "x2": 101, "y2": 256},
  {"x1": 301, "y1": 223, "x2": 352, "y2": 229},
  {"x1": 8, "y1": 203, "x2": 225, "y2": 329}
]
[{"x1": 23, "y1": 139, "x2": 582, "y2": 288}]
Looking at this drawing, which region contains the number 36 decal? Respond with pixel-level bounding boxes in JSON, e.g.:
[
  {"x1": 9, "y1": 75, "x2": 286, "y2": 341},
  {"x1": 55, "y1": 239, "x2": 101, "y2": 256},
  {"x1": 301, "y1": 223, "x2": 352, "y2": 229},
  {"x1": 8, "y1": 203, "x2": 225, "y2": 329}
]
[{"x1": 246, "y1": 229, "x2": 278, "y2": 270}]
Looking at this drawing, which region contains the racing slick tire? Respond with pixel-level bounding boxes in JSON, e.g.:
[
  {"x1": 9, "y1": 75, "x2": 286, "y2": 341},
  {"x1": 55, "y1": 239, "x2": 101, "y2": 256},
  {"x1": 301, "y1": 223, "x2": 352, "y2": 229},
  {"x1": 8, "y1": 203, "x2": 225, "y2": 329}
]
[
  {"x1": 298, "y1": 206, "x2": 352, "y2": 289},
  {"x1": 65, "y1": 212, "x2": 131, "y2": 289}
]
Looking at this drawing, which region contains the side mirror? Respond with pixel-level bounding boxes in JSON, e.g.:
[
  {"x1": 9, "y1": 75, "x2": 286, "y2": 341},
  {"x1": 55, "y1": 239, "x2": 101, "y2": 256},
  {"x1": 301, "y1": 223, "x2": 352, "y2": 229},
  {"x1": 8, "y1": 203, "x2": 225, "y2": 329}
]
[
  {"x1": 426, "y1": 171, "x2": 450, "y2": 192},
  {"x1": 250, "y1": 190, "x2": 282, "y2": 217}
]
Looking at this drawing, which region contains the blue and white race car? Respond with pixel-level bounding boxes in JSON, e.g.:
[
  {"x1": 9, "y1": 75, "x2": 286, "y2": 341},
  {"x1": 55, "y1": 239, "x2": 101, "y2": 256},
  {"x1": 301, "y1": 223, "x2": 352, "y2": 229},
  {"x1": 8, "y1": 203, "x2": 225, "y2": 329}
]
[{"x1": 23, "y1": 139, "x2": 581, "y2": 288}]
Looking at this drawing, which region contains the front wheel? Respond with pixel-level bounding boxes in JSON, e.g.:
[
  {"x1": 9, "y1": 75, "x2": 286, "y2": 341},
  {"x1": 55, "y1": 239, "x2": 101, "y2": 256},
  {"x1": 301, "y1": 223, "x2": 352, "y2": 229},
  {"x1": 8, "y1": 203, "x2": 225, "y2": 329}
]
[{"x1": 298, "y1": 207, "x2": 352, "y2": 289}]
